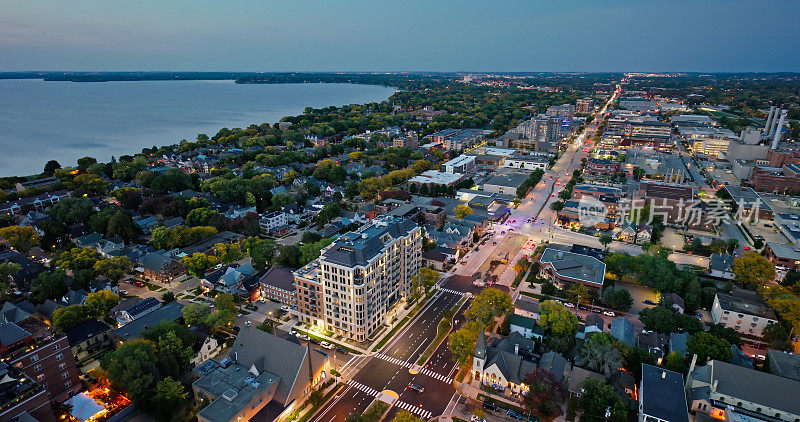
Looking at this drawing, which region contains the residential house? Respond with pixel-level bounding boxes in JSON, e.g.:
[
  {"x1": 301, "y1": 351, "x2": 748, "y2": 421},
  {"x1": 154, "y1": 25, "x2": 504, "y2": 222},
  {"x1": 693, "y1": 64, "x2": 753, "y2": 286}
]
[
  {"x1": 111, "y1": 302, "x2": 185, "y2": 343},
  {"x1": 472, "y1": 331, "x2": 538, "y2": 394},
  {"x1": 639, "y1": 364, "x2": 689, "y2": 422},
  {"x1": 190, "y1": 326, "x2": 223, "y2": 366},
  {"x1": 138, "y1": 251, "x2": 185, "y2": 282},
  {"x1": 508, "y1": 314, "x2": 544, "y2": 340},
  {"x1": 513, "y1": 299, "x2": 539, "y2": 320},
  {"x1": 610, "y1": 317, "x2": 635, "y2": 347},
  {"x1": 115, "y1": 297, "x2": 161, "y2": 325},
  {"x1": 767, "y1": 349, "x2": 800, "y2": 381},
  {"x1": 638, "y1": 332, "x2": 669, "y2": 363},
  {"x1": 567, "y1": 366, "x2": 604, "y2": 398},
  {"x1": 708, "y1": 254, "x2": 735, "y2": 280},
  {"x1": 63, "y1": 318, "x2": 112, "y2": 368},
  {"x1": 260, "y1": 211, "x2": 289, "y2": 236},
  {"x1": 669, "y1": 332, "x2": 690, "y2": 356},
  {"x1": 421, "y1": 250, "x2": 448, "y2": 271},
  {"x1": 538, "y1": 247, "x2": 605, "y2": 291}
]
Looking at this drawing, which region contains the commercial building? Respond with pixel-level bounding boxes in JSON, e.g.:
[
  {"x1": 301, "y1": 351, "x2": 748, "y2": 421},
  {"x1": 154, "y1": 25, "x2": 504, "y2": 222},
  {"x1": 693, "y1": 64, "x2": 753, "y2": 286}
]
[
  {"x1": 639, "y1": 364, "x2": 689, "y2": 422},
  {"x1": 392, "y1": 133, "x2": 419, "y2": 149},
  {"x1": 585, "y1": 158, "x2": 621, "y2": 176},
  {"x1": 538, "y1": 247, "x2": 605, "y2": 291},
  {"x1": 503, "y1": 154, "x2": 549, "y2": 171},
  {"x1": 711, "y1": 292, "x2": 778, "y2": 337},
  {"x1": 296, "y1": 216, "x2": 421, "y2": 342},
  {"x1": 408, "y1": 170, "x2": 464, "y2": 188},
  {"x1": 764, "y1": 241, "x2": 800, "y2": 270},
  {"x1": 576, "y1": 98, "x2": 594, "y2": 114},
  {"x1": 686, "y1": 359, "x2": 800, "y2": 422},
  {"x1": 482, "y1": 172, "x2": 530, "y2": 195},
  {"x1": 723, "y1": 186, "x2": 774, "y2": 221},
  {"x1": 0, "y1": 361, "x2": 53, "y2": 422},
  {"x1": 442, "y1": 155, "x2": 476, "y2": 174},
  {"x1": 752, "y1": 164, "x2": 800, "y2": 193}
]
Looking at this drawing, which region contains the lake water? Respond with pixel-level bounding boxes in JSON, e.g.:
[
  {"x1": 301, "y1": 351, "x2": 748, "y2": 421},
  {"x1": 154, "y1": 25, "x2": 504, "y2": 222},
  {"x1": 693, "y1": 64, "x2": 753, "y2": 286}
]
[{"x1": 0, "y1": 79, "x2": 397, "y2": 177}]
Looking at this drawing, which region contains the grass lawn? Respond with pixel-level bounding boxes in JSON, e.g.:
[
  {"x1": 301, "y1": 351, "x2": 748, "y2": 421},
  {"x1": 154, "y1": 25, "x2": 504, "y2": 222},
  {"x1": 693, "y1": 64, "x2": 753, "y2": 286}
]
[{"x1": 363, "y1": 401, "x2": 389, "y2": 422}]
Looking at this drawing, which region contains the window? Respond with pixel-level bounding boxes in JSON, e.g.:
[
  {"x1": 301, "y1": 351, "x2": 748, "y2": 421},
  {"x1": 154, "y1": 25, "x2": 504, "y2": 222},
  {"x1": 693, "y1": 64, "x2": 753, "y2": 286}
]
[
  {"x1": 33, "y1": 364, "x2": 42, "y2": 372},
  {"x1": 56, "y1": 353, "x2": 63, "y2": 361},
  {"x1": 30, "y1": 354, "x2": 39, "y2": 362},
  {"x1": 64, "y1": 381, "x2": 72, "y2": 388},
  {"x1": 62, "y1": 372, "x2": 70, "y2": 379},
  {"x1": 37, "y1": 374, "x2": 45, "y2": 382},
  {"x1": 59, "y1": 363, "x2": 67, "y2": 370},
  {"x1": 53, "y1": 343, "x2": 61, "y2": 351}
]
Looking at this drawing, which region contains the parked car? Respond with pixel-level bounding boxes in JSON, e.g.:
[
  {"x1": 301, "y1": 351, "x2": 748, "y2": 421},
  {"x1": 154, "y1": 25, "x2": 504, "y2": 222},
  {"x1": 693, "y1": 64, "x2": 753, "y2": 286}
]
[
  {"x1": 603, "y1": 311, "x2": 615, "y2": 317},
  {"x1": 407, "y1": 383, "x2": 424, "y2": 393},
  {"x1": 643, "y1": 300, "x2": 656, "y2": 305},
  {"x1": 320, "y1": 341, "x2": 333, "y2": 349},
  {"x1": 565, "y1": 302, "x2": 575, "y2": 308},
  {"x1": 470, "y1": 416, "x2": 486, "y2": 422},
  {"x1": 507, "y1": 410, "x2": 523, "y2": 420},
  {"x1": 482, "y1": 400, "x2": 499, "y2": 411}
]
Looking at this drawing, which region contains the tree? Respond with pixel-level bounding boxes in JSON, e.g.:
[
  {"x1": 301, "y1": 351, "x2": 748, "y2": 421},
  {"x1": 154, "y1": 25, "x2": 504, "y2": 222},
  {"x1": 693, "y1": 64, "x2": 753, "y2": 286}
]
[
  {"x1": 538, "y1": 300, "x2": 579, "y2": 337},
  {"x1": 577, "y1": 378, "x2": 627, "y2": 422},
  {"x1": 52, "y1": 304, "x2": 89, "y2": 330},
  {"x1": 639, "y1": 305, "x2": 702, "y2": 334},
  {"x1": 93, "y1": 257, "x2": 132, "y2": 282},
  {"x1": 599, "y1": 234, "x2": 613, "y2": 250},
  {"x1": 152, "y1": 377, "x2": 187, "y2": 420},
  {"x1": 47, "y1": 197, "x2": 95, "y2": 225},
  {"x1": 0, "y1": 226, "x2": 40, "y2": 253},
  {"x1": 77, "y1": 156, "x2": 97, "y2": 171},
  {"x1": 0, "y1": 262, "x2": 21, "y2": 300},
  {"x1": 579, "y1": 341, "x2": 622, "y2": 378},
  {"x1": 186, "y1": 207, "x2": 221, "y2": 227},
  {"x1": 708, "y1": 323, "x2": 741, "y2": 347},
  {"x1": 623, "y1": 347, "x2": 656, "y2": 381},
  {"x1": 106, "y1": 212, "x2": 137, "y2": 241},
  {"x1": 391, "y1": 411, "x2": 423, "y2": 422},
  {"x1": 550, "y1": 201, "x2": 564, "y2": 212},
  {"x1": 276, "y1": 244, "x2": 302, "y2": 268},
  {"x1": 212, "y1": 242, "x2": 244, "y2": 265},
  {"x1": 73, "y1": 173, "x2": 108, "y2": 195},
  {"x1": 454, "y1": 204, "x2": 473, "y2": 219},
  {"x1": 182, "y1": 303, "x2": 211, "y2": 326},
  {"x1": 30, "y1": 270, "x2": 68, "y2": 303},
  {"x1": 101, "y1": 339, "x2": 159, "y2": 405},
  {"x1": 299, "y1": 238, "x2": 335, "y2": 265},
  {"x1": 753, "y1": 238, "x2": 765, "y2": 250},
  {"x1": 180, "y1": 253, "x2": 219, "y2": 278},
  {"x1": 448, "y1": 320, "x2": 482, "y2": 365},
  {"x1": 464, "y1": 288, "x2": 512, "y2": 325},
  {"x1": 412, "y1": 267, "x2": 440, "y2": 295},
  {"x1": 566, "y1": 283, "x2": 590, "y2": 306},
  {"x1": 524, "y1": 369, "x2": 567, "y2": 420},
  {"x1": 85, "y1": 290, "x2": 120, "y2": 317},
  {"x1": 601, "y1": 288, "x2": 632, "y2": 311},
  {"x1": 55, "y1": 247, "x2": 102, "y2": 272},
  {"x1": 162, "y1": 291, "x2": 176, "y2": 303},
  {"x1": 726, "y1": 238, "x2": 739, "y2": 254},
  {"x1": 250, "y1": 239, "x2": 278, "y2": 270},
  {"x1": 43, "y1": 160, "x2": 61, "y2": 176},
  {"x1": 687, "y1": 332, "x2": 732, "y2": 363},
  {"x1": 732, "y1": 251, "x2": 775, "y2": 288},
  {"x1": 662, "y1": 351, "x2": 687, "y2": 374}
]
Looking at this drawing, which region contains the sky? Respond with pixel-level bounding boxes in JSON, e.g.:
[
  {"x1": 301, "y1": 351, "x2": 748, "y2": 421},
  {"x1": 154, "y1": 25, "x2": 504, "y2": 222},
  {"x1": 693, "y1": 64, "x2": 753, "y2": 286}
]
[{"x1": 1, "y1": 0, "x2": 799, "y2": 72}]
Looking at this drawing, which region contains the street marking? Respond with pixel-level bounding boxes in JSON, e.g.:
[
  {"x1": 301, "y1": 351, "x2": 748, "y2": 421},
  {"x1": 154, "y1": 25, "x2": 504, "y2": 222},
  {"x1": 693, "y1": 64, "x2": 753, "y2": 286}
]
[
  {"x1": 345, "y1": 380, "x2": 379, "y2": 397},
  {"x1": 419, "y1": 367, "x2": 453, "y2": 384},
  {"x1": 394, "y1": 400, "x2": 432, "y2": 420},
  {"x1": 437, "y1": 287, "x2": 472, "y2": 297},
  {"x1": 373, "y1": 353, "x2": 454, "y2": 383}
]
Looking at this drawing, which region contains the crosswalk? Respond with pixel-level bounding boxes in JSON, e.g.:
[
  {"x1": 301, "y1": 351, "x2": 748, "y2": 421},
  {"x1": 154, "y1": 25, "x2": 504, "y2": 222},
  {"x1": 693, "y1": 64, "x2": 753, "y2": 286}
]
[
  {"x1": 346, "y1": 379, "x2": 379, "y2": 397},
  {"x1": 373, "y1": 353, "x2": 453, "y2": 384},
  {"x1": 394, "y1": 400, "x2": 433, "y2": 420},
  {"x1": 437, "y1": 287, "x2": 472, "y2": 297},
  {"x1": 374, "y1": 352, "x2": 412, "y2": 369},
  {"x1": 418, "y1": 367, "x2": 453, "y2": 384}
]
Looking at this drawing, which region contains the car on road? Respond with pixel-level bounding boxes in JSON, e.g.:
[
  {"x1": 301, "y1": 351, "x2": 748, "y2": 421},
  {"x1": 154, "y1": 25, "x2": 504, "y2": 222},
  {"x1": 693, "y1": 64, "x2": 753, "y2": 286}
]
[
  {"x1": 407, "y1": 383, "x2": 424, "y2": 393},
  {"x1": 320, "y1": 341, "x2": 333, "y2": 349},
  {"x1": 133, "y1": 281, "x2": 144, "y2": 287},
  {"x1": 492, "y1": 241, "x2": 497, "y2": 245},
  {"x1": 309, "y1": 337, "x2": 320, "y2": 344},
  {"x1": 603, "y1": 311, "x2": 615, "y2": 317},
  {"x1": 244, "y1": 320, "x2": 251, "y2": 327},
  {"x1": 642, "y1": 300, "x2": 656, "y2": 305},
  {"x1": 507, "y1": 410, "x2": 523, "y2": 419},
  {"x1": 482, "y1": 400, "x2": 499, "y2": 411},
  {"x1": 473, "y1": 280, "x2": 486, "y2": 287},
  {"x1": 590, "y1": 308, "x2": 601, "y2": 313},
  {"x1": 237, "y1": 313, "x2": 243, "y2": 317},
  {"x1": 564, "y1": 302, "x2": 575, "y2": 308}
]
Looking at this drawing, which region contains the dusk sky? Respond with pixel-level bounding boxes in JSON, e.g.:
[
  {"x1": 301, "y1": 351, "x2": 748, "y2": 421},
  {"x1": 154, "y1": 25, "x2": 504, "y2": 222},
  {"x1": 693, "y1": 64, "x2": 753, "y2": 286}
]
[{"x1": 2, "y1": 0, "x2": 799, "y2": 72}]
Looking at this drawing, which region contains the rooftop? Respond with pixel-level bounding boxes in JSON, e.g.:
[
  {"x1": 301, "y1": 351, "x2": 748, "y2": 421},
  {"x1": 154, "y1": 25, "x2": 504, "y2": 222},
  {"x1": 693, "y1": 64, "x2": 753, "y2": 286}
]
[
  {"x1": 715, "y1": 292, "x2": 776, "y2": 320},
  {"x1": 703, "y1": 360, "x2": 800, "y2": 416},
  {"x1": 408, "y1": 170, "x2": 463, "y2": 185},
  {"x1": 195, "y1": 362, "x2": 280, "y2": 422},
  {"x1": 259, "y1": 266, "x2": 295, "y2": 292},
  {"x1": 483, "y1": 172, "x2": 529, "y2": 189},
  {"x1": 539, "y1": 248, "x2": 605, "y2": 286},
  {"x1": 321, "y1": 216, "x2": 417, "y2": 268},
  {"x1": 766, "y1": 241, "x2": 800, "y2": 261},
  {"x1": 640, "y1": 364, "x2": 689, "y2": 422},
  {"x1": 112, "y1": 302, "x2": 184, "y2": 341}
]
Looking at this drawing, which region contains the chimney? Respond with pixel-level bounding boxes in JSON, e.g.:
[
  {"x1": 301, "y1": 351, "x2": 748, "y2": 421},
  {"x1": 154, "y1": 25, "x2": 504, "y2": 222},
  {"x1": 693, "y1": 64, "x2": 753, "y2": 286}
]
[
  {"x1": 772, "y1": 109, "x2": 788, "y2": 149},
  {"x1": 712, "y1": 379, "x2": 718, "y2": 391},
  {"x1": 662, "y1": 371, "x2": 666, "y2": 379},
  {"x1": 514, "y1": 344, "x2": 519, "y2": 355},
  {"x1": 764, "y1": 106, "x2": 777, "y2": 134}
]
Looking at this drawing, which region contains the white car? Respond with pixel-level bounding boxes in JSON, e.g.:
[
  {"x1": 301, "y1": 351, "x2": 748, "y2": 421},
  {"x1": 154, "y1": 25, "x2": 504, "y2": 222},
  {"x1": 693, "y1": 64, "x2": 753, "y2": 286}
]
[
  {"x1": 244, "y1": 320, "x2": 251, "y2": 327},
  {"x1": 472, "y1": 280, "x2": 486, "y2": 287},
  {"x1": 471, "y1": 416, "x2": 486, "y2": 422},
  {"x1": 320, "y1": 341, "x2": 333, "y2": 349},
  {"x1": 564, "y1": 302, "x2": 575, "y2": 308},
  {"x1": 603, "y1": 311, "x2": 616, "y2": 317}
]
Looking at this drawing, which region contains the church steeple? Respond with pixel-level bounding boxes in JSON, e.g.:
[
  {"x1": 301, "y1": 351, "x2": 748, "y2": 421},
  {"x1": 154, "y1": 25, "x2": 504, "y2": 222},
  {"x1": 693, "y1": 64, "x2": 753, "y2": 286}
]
[{"x1": 474, "y1": 328, "x2": 487, "y2": 360}]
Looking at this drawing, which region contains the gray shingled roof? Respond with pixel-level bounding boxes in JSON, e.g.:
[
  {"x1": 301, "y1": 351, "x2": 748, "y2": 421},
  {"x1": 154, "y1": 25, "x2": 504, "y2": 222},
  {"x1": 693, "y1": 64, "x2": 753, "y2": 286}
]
[{"x1": 641, "y1": 364, "x2": 689, "y2": 422}]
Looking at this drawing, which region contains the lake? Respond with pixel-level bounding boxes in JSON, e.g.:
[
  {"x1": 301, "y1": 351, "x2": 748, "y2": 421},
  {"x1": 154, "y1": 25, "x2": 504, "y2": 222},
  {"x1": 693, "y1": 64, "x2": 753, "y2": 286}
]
[{"x1": 0, "y1": 79, "x2": 397, "y2": 177}]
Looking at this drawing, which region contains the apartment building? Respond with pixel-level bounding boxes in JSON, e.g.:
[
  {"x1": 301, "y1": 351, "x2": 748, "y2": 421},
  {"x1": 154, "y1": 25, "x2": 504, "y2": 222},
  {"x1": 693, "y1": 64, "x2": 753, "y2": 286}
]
[
  {"x1": 296, "y1": 216, "x2": 422, "y2": 342},
  {"x1": 0, "y1": 317, "x2": 81, "y2": 402},
  {"x1": 442, "y1": 155, "x2": 476, "y2": 174},
  {"x1": 259, "y1": 211, "x2": 288, "y2": 234},
  {"x1": 538, "y1": 247, "x2": 606, "y2": 291},
  {"x1": 711, "y1": 292, "x2": 778, "y2": 337},
  {"x1": 576, "y1": 98, "x2": 594, "y2": 114}
]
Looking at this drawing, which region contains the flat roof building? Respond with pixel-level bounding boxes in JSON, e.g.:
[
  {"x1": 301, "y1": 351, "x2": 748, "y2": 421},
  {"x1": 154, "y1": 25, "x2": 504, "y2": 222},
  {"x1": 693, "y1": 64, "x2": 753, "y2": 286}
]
[{"x1": 538, "y1": 247, "x2": 605, "y2": 291}]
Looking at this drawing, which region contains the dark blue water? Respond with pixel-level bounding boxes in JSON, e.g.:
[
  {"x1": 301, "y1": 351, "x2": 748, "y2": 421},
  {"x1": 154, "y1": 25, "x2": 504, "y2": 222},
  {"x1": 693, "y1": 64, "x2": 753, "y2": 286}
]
[{"x1": 0, "y1": 79, "x2": 396, "y2": 176}]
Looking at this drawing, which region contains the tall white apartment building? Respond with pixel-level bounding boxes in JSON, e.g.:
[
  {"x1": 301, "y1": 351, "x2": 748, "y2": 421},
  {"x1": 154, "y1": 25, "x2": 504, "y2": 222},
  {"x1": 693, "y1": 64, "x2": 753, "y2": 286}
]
[{"x1": 302, "y1": 216, "x2": 422, "y2": 342}]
